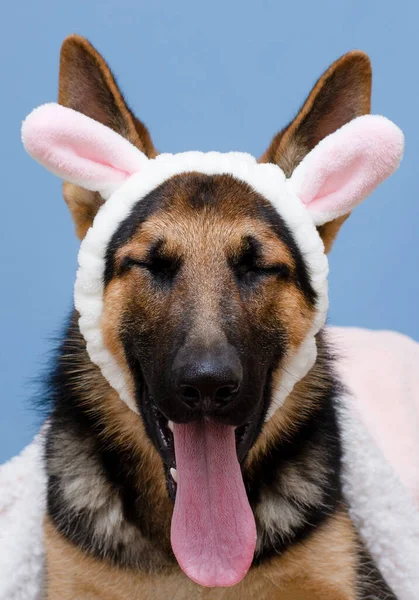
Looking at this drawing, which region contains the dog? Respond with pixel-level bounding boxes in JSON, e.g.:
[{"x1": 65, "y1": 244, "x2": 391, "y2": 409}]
[{"x1": 30, "y1": 35, "x2": 400, "y2": 599}]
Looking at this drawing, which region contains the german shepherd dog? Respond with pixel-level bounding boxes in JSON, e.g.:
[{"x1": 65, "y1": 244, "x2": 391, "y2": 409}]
[{"x1": 37, "y1": 35, "x2": 398, "y2": 599}]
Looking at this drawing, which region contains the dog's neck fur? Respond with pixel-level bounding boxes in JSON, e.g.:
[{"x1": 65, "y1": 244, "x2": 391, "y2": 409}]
[{"x1": 45, "y1": 310, "x2": 343, "y2": 573}]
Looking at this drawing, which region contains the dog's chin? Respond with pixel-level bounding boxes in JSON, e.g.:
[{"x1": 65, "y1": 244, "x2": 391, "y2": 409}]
[{"x1": 138, "y1": 388, "x2": 265, "y2": 502}]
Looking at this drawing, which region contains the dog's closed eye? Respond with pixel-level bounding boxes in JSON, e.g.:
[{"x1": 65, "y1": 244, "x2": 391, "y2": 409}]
[
  {"x1": 231, "y1": 235, "x2": 291, "y2": 285},
  {"x1": 120, "y1": 254, "x2": 181, "y2": 283}
]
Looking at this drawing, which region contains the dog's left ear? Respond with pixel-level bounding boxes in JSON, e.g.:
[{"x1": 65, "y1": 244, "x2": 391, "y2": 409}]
[
  {"x1": 261, "y1": 51, "x2": 373, "y2": 251},
  {"x1": 59, "y1": 35, "x2": 157, "y2": 239}
]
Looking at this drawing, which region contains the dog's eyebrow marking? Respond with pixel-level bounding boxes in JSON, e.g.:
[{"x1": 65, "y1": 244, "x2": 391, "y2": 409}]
[
  {"x1": 255, "y1": 203, "x2": 317, "y2": 306},
  {"x1": 227, "y1": 237, "x2": 256, "y2": 275},
  {"x1": 232, "y1": 235, "x2": 263, "y2": 265},
  {"x1": 145, "y1": 238, "x2": 165, "y2": 261},
  {"x1": 103, "y1": 185, "x2": 169, "y2": 285}
]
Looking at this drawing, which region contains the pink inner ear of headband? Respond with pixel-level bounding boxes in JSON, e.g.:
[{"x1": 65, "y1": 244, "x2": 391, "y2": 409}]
[
  {"x1": 21, "y1": 103, "x2": 148, "y2": 198},
  {"x1": 290, "y1": 114, "x2": 404, "y2": 225}
]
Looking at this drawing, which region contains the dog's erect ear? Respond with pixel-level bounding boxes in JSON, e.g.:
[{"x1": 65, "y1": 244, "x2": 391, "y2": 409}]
[
  {"x1": 58, "y1": 35, "x2": 157, "y2": 239},
  {"x1": 260, "y1": 51, "x2": 372, "y2": 252}
]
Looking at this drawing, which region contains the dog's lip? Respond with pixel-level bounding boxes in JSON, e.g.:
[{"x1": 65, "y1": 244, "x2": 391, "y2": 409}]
[{"x1": 149, "y1": 402, "x2": 175, "y2": 465}]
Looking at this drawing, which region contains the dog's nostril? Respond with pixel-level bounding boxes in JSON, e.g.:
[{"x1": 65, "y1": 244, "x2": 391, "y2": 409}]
[
  {"x1": 178, "y1": 381, "x2": 239, "y2": 410},
  {"x1": 180, "y1": 385, "x2": 201, "y2": 403},
  {"x1": 215, "y1": 385, "x2": 237, "y2": 402}
]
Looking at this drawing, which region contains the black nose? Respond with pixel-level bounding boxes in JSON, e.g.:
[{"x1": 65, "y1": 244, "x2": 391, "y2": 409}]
[{"x1": 173, "y1": 343, "x2": 243, "y2": 411}]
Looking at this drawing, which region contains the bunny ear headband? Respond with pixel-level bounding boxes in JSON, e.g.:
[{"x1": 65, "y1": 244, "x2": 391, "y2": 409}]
[{"x1": 22, "y1": 103, "x2": 404, "y2": 417}]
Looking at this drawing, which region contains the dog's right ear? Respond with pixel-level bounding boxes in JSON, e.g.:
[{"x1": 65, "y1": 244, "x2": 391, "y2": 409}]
[
  {"x1": 260, "y1": 51, "x2": 372, "y2": 252},
  {"x1": 59, "y1": 35, "x2": 157, "y2": 239}
]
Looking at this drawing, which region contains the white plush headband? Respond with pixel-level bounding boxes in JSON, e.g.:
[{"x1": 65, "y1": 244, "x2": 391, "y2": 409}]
[{"x1": 22, "y1": 104, "x2": 404, "y2": 417}]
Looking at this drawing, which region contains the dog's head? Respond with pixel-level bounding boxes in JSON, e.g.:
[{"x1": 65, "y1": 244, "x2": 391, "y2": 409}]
[{"x1": 22, "y1": 36, "x2": 403, "y2": 588}]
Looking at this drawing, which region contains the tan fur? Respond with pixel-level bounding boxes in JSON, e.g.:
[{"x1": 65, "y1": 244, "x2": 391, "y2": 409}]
[
  {"x1": 62, "y1": 182, "x2": 104, "y2": 240},
  {"x1": 45, "y1": 509, "x2": 357, "y2": 600},
  {"x1": 101, "y1": 293, "x2": 138, "y2": 408},
  {"x1": 317, "y1": 214, "x2": 350, "y2": 254}
]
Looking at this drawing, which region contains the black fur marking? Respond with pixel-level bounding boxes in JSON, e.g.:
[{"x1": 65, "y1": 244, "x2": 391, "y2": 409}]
[
  {"x1": 356, "y1": 547, "x2": 397, "y2": 599},
  {"x1": 255, "y1": 201, "x2": 317, "y2": 306},
  {"x1": 104, "y1": 183, "x2": 169, "y2": 285},
  {"x1": 249, "y1": 342, "x2": 344, "y2": 562},
  {"x1": 231, "y1": 235, "x2": 292, "y2": 289},
  {"x1": 187, "y1": 176, "x2": 216, "y2": 209}
]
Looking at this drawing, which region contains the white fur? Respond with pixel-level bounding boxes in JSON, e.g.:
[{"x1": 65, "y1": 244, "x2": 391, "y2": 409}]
[{"x1": 75, "y1": 151, "x2": 329, "y2": 418}]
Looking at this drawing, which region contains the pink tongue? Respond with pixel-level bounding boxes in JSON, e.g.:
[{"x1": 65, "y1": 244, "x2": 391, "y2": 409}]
[{"x1": 171, "y1": 420, "x2": 256, "y2": 587}]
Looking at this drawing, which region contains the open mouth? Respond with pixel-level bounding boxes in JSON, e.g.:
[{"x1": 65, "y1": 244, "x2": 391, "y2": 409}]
[
  {"x1": 150, "y1": 403, "x2": 256, "y2": 501},
  {"x1": 145, "y1": 400, "x2": 259, "y2": 588}
]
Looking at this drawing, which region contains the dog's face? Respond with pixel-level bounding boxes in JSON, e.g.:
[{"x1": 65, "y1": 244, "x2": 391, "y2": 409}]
[
  {"x1": 54, "y1": 36, "x2": 373, "y2": 487},
  {"x1": 102, "y1": 173, "x2": 316, "y2": 472}
]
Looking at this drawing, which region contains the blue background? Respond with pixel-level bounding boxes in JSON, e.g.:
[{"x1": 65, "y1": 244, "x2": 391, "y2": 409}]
[{"x1": 1, "y1": 0, "x2": 417, "y2": 462}]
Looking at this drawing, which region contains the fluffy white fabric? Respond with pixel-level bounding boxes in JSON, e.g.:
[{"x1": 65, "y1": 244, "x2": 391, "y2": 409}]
[
  {"x1": 339, "y1": 398, "x2": 419, "y2": 599},
  {"x1": 0, "y1": 428, "x2": 46, "y2": 600},
  {"x1": 1, "y1": 327, "x2": 418, "y2": 599}
]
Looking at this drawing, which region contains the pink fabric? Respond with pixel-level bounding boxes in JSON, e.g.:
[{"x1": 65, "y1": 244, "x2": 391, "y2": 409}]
[
  {"x1": 331, "y1": 327, "x2": 419, "y2": 503},
  {"x1": 290, "y1": 115, "x2": 404, "y2": 226},
  {"x1": 21, "y1": 103, "x2": 147, "y2": 199}
]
